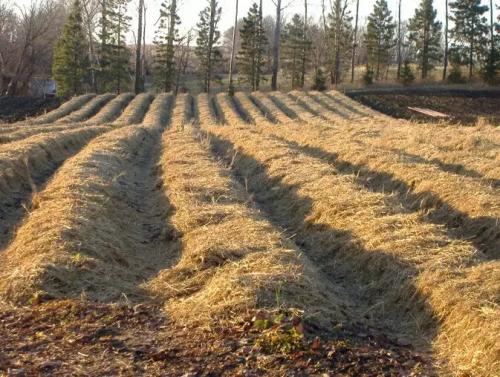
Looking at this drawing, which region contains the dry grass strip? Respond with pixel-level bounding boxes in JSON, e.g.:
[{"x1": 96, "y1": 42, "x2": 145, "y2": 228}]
[
  {"x1": 56, "y1": 94, "x2": 115, "y2": 124},
  {"x1": 83, "y1": 93, "x2": 135, "y2": 125},
  {"x1": 288, "y1": 91, "x2": 345, "y2": 123},
  {"x1": 147, "y1": 117, "x2": 350, "y2": 326},
  {"x1": 268, "y1": 92, "x2": 319, "y2": 123},
  {"x1": 0, "y1": 123, "x2": 173, "y2": 303},
  {"x1": 326, "y1": 91, "x2": 383, "y2": 118},
  {"x1": 250, "y1": 92, "x2": 297, "y2": 124},
  {"x1": 0, "y1": 126, "x2": 110, "y2": 205},
  {"x1": 29, "y1": 94, "x2": 96, "y2": 125},
  {"x1": 199, "y1": 97, "x2": 499, "y2": 376},
  {"x1": 142, "y1": 93, "x2": 173, "y2": 128},
  {"x1": 113, "y1": 93, "x2": 155, "y2": 126},
  {"x1": 234, "y1": 93, "x2": 276, "y2": 125},
  {"x1": 259, "y1": 120, "x2": 499, "y2": 257}
]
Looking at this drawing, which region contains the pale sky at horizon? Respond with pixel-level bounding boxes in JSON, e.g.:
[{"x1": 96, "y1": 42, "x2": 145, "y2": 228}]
[{"x1": 11, "y1": 0, "x2": 498, "y2": 43}]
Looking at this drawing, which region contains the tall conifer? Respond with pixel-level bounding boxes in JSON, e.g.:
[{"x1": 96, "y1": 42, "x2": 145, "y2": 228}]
[
  {"x1": 237, "y1": 2, "x2": 267, "y2": 91},
  {"x1": 450, "y1": 0, "x2": 489, "y2": 79},
  {"x1": 408, "y1": 0, "x2": 442, "y2": 79},
  {"x1": 365, "y1": 0, "x2": 396, "y2": 80},
  {"x1": 52, "y1": 0, "x2": 89, "y2": 97}
]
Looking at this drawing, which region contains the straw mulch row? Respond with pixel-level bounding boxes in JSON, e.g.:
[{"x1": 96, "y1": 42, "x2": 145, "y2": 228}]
[
  {"x1": 266, "y1": 93, "x2": 499, "y2": 257},
  {"x1": 56, "y1": 94, "x2": 115, "y2": 124},
  {"x1": 28, "y1": 94, "x2": 96, "y2": 125},
  {"x1": 147, "y1": 94, "x2": 350, "y2": 327},
  {"x1": 199, "y1": 93, "x2": 499, "y2": 377},
  {"x1": 113, "y1": 93, "x2": 155, "y2": 126},
  {"x1": 0, "y1": 94, "x2": 133, "y2": 142},
  {"x1": 0, "y1": 117, "x2": 175, "y2": 303},
  {"x1": 309, "y1": 91, "x2": 499, "y2": 180}
]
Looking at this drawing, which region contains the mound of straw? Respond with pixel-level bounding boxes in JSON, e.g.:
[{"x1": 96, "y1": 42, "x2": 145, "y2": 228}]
[
  {"x1": 146, "y1": 96, "x2": 349, "y2": 326},
  {"x1": 113, "y1": 93, "x2": 155, "y2": 126},
  {"x1": 199, "y1": 92, "x2": 499, "y2": 376},
  {"x1": 84, "y1": 93, "x2": 135, "y2": 125},
  {"x1": 56, "y1": 94, "x2": 115, "y2": 124},
  {"x1": 0, "y1": 122, "x2": 173, "y2": 303},
  {"x1": 29, "y1": 94, "x2": 95, "y2": 125}
]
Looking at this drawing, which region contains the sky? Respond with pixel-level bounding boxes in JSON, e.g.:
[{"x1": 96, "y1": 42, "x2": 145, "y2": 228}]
[
  {"x1": 11, "y1": 0, "x2": 498, "y2": 43},
  {"x1": 139, "y1": 0, "x2": 497, "y2": 42}
]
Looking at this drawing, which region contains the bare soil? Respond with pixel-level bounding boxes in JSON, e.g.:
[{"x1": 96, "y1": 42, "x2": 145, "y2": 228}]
[
  {"x1": 0, "y1": 300, "x2": 435, "y2": 376},
  {"x1": 348, "y1": 90, "x2": 500, "y2": 125}
]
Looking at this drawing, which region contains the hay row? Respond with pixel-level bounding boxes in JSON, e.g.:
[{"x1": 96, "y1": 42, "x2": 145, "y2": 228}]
[
  {"x1": 0, "y1": 123, "x2": 90, "y2": 144},
  {"x1": 197, "y1": 102, "x2": 499, "y2": 376},
  {"x1": 197, "y1": 93, "x2": 223, "y2": 126},
  {"x1": 146, "y1": 115, "x2": 350, "y2": 326},
  {"x1": 82, "y1": 93, "x2": 135, "y2": 125},
  {"x1": 0, "y1": 122, "x2": 174, "y2": 303},
  {"x1": 29, "y1": 94, "x2": 96, "y2": 125},
  {"x1": 56, "y1": 94, "x2": 115, "y2": 124},
  {"x1": 0, "y1": 126, "x2": 110, "y2": 249},
  {"x1": 288, "y1": 90, "x2": 347, "y2": 122},
  {"x1": 282, "y1": 92, "x2": 499, "y2": 183},
  {"x1": 142, "y1": 93, "x2": 173, "y2": 128},
  {"x1": 268, "y1": 92, "x2": 319, "y2": 123},
  {"x1": 326, "y1": 90, "x2": 382, "y2": 118},
  {"x1": 258, "y1": 119, "x2": 499, "y2": 256},
  {"x1": 113, "y1": 93, "x2": 155, "y2": 126},
  {"x1": 233, "y1": 93, "x2": 275, "y2": 125},
  {"x1": 170, "y1": 94, "x2": 191, "y2": 126},
  {"x1": 249, "y1": 92, "x2": 297, "y2": 124}
]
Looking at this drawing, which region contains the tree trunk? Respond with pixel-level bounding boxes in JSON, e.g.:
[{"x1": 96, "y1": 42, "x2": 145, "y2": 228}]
[
  {"x1": 165, "y1": 0, "x2": 178, "y2": 92},
  {"x1": 134, "y1": 0, "x2": 144, "y2": 94},
  {"x1": 255, "y1": 0, "x2": 263, "y2": 90},
  {"x1": 396, "y1": 0, "x2": 402, "y2": 80},
  {"x1": 300, "y1": 0, "x2": 307, "y2": 88},
  {"x1": 207, "y1": 0, "x2": 217, "y2": 93},
  {"x1": 351, "y1": 0, "x2": 359, "y2": 83},
  {"x1": 490, "y1": 0, "x2": 494, "y2": 57},
  {"x1": 228, "y1": 0, "x2": 239, "y2": 94},
  {"x1": 443, "y1": 0, "x2": 449, "y2": 81},
  {"x1": 271, "y1": 0, "x2": 281, "y2": 91}
]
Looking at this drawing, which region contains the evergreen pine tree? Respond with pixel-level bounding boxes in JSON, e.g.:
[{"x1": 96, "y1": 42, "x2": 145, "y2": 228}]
[
  {"x1": 98, "y1": 0, "x2": 132, "y2": 93},
  {"x1": 400, "y1": 60, "x2": 415, "y2": 85},
  {"x1": 52, "y1": 0, "x2": 89, "y2": 97},
  {"x1": 365, "y1": 0, "x2": 396, "y2": 80},
  {"x1": 481, "y1": 3, "x2": 500, "y2": 84},
  {"x1": 282, "y1": 14, "x2": 311, "y2": 89},
  {"x1": 312, "y1": 67, "x2": 327, "y2": 91},
  {"x1": 327, "y1": 0, "x2": 353, "y2": 85},
  {"x1": 195, "y1": 0, "x2": 222, "y2": 93},
  {"x1": 154, "y1": 0, "x2": 181, "y2": 92},
  {"x1": 237, "y1": 2, "x2": 267, "y2": 91},
  {"x1": 450, "y1": 0, "x2": 489, "y2": 80},
  {"x1": 407, "y1": 0, "x2": 442, "y2": 79}
]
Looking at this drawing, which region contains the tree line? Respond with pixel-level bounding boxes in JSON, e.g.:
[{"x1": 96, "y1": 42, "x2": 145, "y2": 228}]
[{"x1": 0, "y1": 0, "x2": 499, "y2": 97}]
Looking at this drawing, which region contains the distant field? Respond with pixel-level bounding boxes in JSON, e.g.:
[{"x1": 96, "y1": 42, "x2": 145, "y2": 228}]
[{"x1": 0, "y1": 91, "x2": 498, "y2": 376}]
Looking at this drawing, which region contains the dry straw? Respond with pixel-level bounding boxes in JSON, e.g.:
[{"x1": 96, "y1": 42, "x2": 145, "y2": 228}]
[
  {"x1": 113, "y1": 93, "x2": 155, "y2": 126},
  {"x1": 0, "y1": 122, "x2": 173, "y2": 302},
  {"x1": 147, "y1": 94, "x2": 350, "y2": 326},
  {"x1": 83, "y1": 93, "x2": 135, "y2": 125},
  {"x1": 199, "y1": 92, "x2": 499, "y2": 377},
  {"x1": 29, "y1": 94, "x2": 95, "y2": 125},
  {"x1": 56, "y1": 94, "x2": 115, "y2": 124}
]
